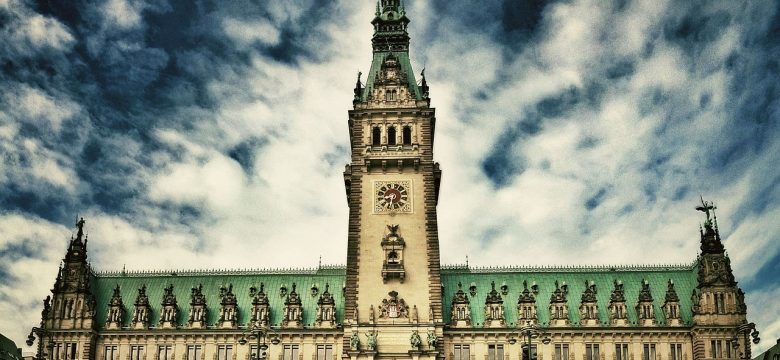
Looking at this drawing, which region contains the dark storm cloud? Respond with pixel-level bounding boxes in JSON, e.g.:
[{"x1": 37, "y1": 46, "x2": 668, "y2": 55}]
[{"x1": 0, "y1": 0, "x2": 344, "y2": 228}]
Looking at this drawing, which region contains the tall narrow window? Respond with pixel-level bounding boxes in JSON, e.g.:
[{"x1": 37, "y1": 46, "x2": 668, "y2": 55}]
[
  {"x1": 488, "y1": 344, "x2": 504, "y2": 360},
  {"x1": 187, "y1": 345, "x2": 202, "y2": 360},
  {"x1": 130, "y1": 346, "x2": 144, "y2": 360},
  {"x1": 454, "y1": 345, "x2": 470, "y2": 360},
  {"x1": 643, "y1": 344, "x2": 656, "y2": 360},
  {"x1": 585, "y1": 344, "x2": 599, "y2": 360},
  {"x1": 615, "y1": 344, "x2": 629, "y2": 360},
  {"x1": 104, "y1": 345, "x2": 118, "y2": 360},
  {"x1": 387, "y1": 127, "x2": 397, "y2": 145},
  {"x1": 372, "y1": 127, "x2": 381, "y2": 146},
  {"x1": 712, "y1": 340, "x2": 721, "y2": 358},
  {"x1": 316, "y1": 345, "x2": 333, "y2": 360},
  {"x1": 283, "y1": 345, "x2": 300, "y2": 360},
  {"x1": 670, "y1": 344, "x2": 683, "y2": 360},
  {"x1": 555, "y1": 344, "x2": 569, "y2": 360},
  {"x1": 158, "y1": 345, "x2": 173, "y2": 360},
  {"x1": 65, "y1": 343, "x2": 77, "y2": 360},
  {"x1": 402, "y1": 126, "x2": 412, "y2": 145},
  {"x1": 217, "y1": 345, "x2": 233, "y2": 360}
]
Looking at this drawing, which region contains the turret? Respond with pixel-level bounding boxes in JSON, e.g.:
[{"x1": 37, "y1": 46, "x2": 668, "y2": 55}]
[
  {"x1": 44, "y1": 217, "x2": 98, "y2": 360},
  {"x1": 691, "y1": 198, "x2": 753, "y2": 360}
]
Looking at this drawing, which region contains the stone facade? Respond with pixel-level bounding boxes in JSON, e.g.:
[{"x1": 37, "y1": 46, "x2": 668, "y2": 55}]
[{"x1": 30, "y1": 2, "x2": 759, "y2": 360}]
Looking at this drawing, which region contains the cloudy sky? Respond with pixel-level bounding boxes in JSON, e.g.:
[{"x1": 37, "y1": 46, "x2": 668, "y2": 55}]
[{"x1": 1, "y1": 0, "x2": 778, "y2": 353}]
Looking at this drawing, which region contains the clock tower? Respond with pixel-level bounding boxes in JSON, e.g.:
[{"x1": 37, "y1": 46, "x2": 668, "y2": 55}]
[{"x1": 343, "y1": 0, "x2": 443, "y2": 358}]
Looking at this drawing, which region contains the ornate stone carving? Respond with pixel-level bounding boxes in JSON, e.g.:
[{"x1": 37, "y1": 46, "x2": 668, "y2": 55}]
[
  {"x1": 105, "y1": 285, "x2": 125, "y2": 329},
  {"x1": 579, "y1": 281, "x2": 599, "y2": 326},
  {"x1": 365, "y1": 331, "x2": 377, "y2": 351},
  {"x1": 315, "y1": 284, "x2": 337, "y2": 328},
  {"x1": 426, "y1": 330, "x2": 438, "y2": 348},
  {"x1": 350, "y1": 331, "x2": 360, "y2": 351},
  {"x1": 218, "y1": 284, "x2": 237, "y2": 328},
  {"x1": 132, "y1": 285, "x2": 151, "y2": 329},
  {"x1": 381, "y1": 224, "x2": 406, "y2": 282},
  {"x1": 159, "y1": 284, "x2": 178, "y2": 329},
  {"x1": 451, "y1": 282, "x2": 471, "y2": 327},
  {"x1": 483, "y1": 281, "x2": 505, "y2": 328},
  {"x1": 410, "y1": 330, "x2": 422, "y2": 350},
  {"x1": 249, "y1": 283, "x2": 269, "y2": 327},
  {"x1": 282, "y1": 283, "x2": 303, "y2": 328},
  {"x1": 549, "y1": 281, "x2": 569, "y2": 326},
  {"x1": 663, "y1": 280, "x2": 682, "y2": 326},
  {"x1": 188, "y1": 284, "x2": 208, "y2": 328},
  {"x1": 379, "y1": 290, "x2": 409, "y2": 320},
  {"x1": 517, "y1": 280, "x2": 537, "y2": 324},
  {"x1": 636, "y1": 280, "x2": 656, "y2": 326},
  {"x1": 609, "y1": 280, "x2": 628, "y2": 326}
]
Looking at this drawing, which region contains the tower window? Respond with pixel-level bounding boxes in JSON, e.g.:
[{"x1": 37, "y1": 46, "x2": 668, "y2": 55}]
[
  {"x1": 403, "y1": 126, "x2": 412, "y2": 145},
  {"x1": 372, "y1": 127, "x2": 381, "y2": 146},
  {"x1": 387, "y1": 127, "x2": 397, "y2": 145}
]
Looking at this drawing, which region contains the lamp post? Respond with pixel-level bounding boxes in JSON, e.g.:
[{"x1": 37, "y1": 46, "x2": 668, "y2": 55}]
[
  {"x1": 731, "y1": 322, "x2": 760, "y2": 360},
  {"x1": 509, "y1": 322, "x2": 551, "y2": 360},
  {"x1": 239, "y1": 324, "x2": 281, "y2": 360},
  {"x1": 26, "y1": 327, "x2": 54, "y2": 360}
]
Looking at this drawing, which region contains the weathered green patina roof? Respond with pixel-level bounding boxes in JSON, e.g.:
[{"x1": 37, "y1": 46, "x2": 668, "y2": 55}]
[
  {"x1": 91, "y1": 267, "x2": 346, "y2": 329},
  {"x1": 441, "y1": 263, "x2": 699, "y2": 327},
  {"x1": 361, "y1": 51, "x2": 421, "y2": 102},
  {"x1": 0, "y1": 333, "x2": 22, "y2": 360},
  {"x1": 92, "y1": 262, "x2": 699, "y2": 330}
]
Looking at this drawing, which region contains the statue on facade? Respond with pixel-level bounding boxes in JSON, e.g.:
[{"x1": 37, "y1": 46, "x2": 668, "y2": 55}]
[
  {"x1": 410, "y1": 330, "x2": 422, "y2": 350},
  {"x1": 350, "y1": 331, "x2": 360, "y2": 351},
  {"x1": 426, "y1": 330, "x2": 437, "y2": 348},
  {"x1": 365, "y1": 331, "x2": 377, "y2": 351}
]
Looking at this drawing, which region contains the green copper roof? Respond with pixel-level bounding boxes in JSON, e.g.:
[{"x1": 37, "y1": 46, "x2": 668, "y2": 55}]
[
  {"x1": 91, "y1": 267, "x2": 346, "y2": 329},
  {"x1": 361, "y1": 51, "x2": 421, "y2": 102},
  {"x1": 91, "y1": 262, "x2": 699, "y2": 330},
  {"x1": 441, "y1": 263, "x2": 698, "y2": 327}
]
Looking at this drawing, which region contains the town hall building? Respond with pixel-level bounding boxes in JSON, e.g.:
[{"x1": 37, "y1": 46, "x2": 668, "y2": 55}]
[{"x1": 29, "y1": 2, "x2": 761, "y2": 360}]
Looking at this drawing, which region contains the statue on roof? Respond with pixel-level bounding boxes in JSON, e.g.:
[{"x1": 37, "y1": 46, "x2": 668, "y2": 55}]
[{"x1": 696, "y1": 196, "x2": 717, "y2": 227}]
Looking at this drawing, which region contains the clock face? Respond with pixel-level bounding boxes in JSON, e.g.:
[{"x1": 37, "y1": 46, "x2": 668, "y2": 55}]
[{"x1": 374, "y1": 180, "x2": 412, "y2": 213}]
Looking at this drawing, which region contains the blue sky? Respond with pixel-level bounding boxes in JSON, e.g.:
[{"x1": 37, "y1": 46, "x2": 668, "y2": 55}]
[{"x1": 1, "y1": 0, "x2": 778, "y2": 353}]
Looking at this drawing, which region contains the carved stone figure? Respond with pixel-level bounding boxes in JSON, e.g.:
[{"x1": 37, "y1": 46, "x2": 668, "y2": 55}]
[
  {"x1": 410, "y1": 330, "x2": 422, "y2": 350},
  {"x1": 426, "y1": 330, "x2": 437, "y2": 348},
  {"x1": 350, "y1": 331, "x2": 360, "y2": 351},
  {"x1": 365, "y1": 331, "x2": 377, "y2": 351}
]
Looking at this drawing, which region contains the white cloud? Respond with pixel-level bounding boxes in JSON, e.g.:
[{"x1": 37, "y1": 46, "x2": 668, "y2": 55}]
[{"x1": 222, "y1": 18, "x2": 281, "y2": 47}]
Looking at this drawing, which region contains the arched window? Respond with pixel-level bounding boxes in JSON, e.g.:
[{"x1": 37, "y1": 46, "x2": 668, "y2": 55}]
[
  {"x1": 372, "y1": 127, "x2": 381, "y2": 146},
  {"x1": 387, "y1": 126, "x2": 396, "y2": 145},
  {"x1": 402, "y1": 126, "x2": 412, "y2": 145}
]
